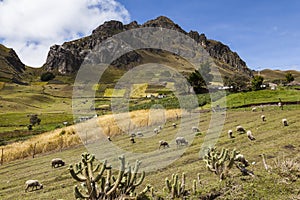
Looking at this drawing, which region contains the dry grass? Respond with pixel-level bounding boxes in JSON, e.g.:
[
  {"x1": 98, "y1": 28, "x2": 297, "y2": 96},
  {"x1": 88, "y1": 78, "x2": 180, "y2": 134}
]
[{"x1": 1, "y1": 109, "x2": 183, "y2": 163}]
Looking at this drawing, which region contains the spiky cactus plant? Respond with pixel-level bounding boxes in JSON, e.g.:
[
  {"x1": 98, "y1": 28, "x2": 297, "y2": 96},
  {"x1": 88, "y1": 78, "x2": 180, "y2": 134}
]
[
  {"x1": 165, "y1": 172, "x2": 188, "y2": 199},
  {"x1": 203, "y1": 147, "x2": 237, "y2": 180},
  {"x1": 69, "y1": 152, "x2": 148, "y2": 200}
]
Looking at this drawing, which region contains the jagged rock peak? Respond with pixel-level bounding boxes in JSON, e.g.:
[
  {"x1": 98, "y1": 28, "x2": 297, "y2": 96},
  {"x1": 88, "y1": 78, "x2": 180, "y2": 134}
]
[{"x1": 142, "y1": 16, "x2": 186, "y2": 33}]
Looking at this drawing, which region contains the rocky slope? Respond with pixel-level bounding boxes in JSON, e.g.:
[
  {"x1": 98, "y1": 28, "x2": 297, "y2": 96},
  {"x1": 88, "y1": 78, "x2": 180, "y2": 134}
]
[
  {"x1": 0, "y1": 44, "x2": 25, "y2": 83},
  {"x1": 43, "y1": 16, "x2": 252, "y2": 77}
]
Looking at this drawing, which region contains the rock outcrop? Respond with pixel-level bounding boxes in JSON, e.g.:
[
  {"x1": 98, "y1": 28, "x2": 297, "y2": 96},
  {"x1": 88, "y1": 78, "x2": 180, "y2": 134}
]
[
  {"x1": 0, "y1": 44, "x2": 25, "y2": 83},
  {"x1": 43, "y1": 16, "x2": 252, "y2": 77}
]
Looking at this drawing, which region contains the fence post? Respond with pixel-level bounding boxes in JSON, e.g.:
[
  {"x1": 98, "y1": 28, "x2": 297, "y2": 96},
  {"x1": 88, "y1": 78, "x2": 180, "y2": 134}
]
[
  {"x1": 32, "y1": 143, "x2": 37, "y2": 158},
  {"x1": 0, "y1": 148, "x2": 3, "y2": 165}
]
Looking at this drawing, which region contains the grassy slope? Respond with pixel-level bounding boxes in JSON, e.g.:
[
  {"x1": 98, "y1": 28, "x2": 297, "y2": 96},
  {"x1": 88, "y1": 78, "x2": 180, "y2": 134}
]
[
  {"x1": 0, "y1": 105, "x2": 299, "y2": 199},
  {"x1": 254, "y1": 69, "x2": 300, "y2": 82}
]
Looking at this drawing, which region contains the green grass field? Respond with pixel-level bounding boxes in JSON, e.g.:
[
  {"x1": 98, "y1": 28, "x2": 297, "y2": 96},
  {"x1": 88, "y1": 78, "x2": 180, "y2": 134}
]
[{"x1": 0, "y1": 105, "x2": 299, "y2": 199}]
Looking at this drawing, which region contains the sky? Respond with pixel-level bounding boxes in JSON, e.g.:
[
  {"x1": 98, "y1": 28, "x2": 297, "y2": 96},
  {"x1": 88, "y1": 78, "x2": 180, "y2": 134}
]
[{"x1": 0, "y1": 0, "x2": 300, "y2": 71}]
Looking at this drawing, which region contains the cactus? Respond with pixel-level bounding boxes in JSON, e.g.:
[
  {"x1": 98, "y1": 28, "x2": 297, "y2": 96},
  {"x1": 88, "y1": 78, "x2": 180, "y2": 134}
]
[
  {"x1": 203, "y1": 147, "x2": 238, "y2": 181},
  {"x1": 69, "y1": 152, "x2": 147, "y2": 200},
  {"x1": 165, "y1": 172, "x2": 188, "y2": 199}
]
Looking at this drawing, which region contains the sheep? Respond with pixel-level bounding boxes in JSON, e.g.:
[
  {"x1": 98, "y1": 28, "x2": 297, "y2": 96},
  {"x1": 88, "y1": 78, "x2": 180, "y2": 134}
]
[
  {"x1": 282, "y1": 119, "x2": 288, "y2": 126},
  {"x1": 172, "y1": 123, "x2": 177, "y2": 128},
  {"x1": 159, "y1": 140, "x2": 169, "y2": 149},
  {"x1": 192, "y1": 126, "x2": 200, "y2": 132},
  {"x1": 261, "y1": 115, "x2": 266, "y2": 122},
  {"x1": 252, "y1": 107, "x2": 257, "y2": 112},
  {"x1": 234, "y1": 154, "x2": 249, "y2": 167},
  {"x1": 278, "y1": 102, "x2": 283, "y2": 110},
  {"x1": 25, "y1": 180, "x2": 43, "y2": 192},
  {"x1": 228, "y1": 130, "x2": 234, "y2": 138},
  {"x1": 130, "y1": 136, "x2": 135, "y2": 144},
  {"x1": 136, "y1": 131, "x2": 143, "y2": 137},
  {"x1": 158, "y1": 125, "x2": 162, "y2": 130},
  {"x1": 175, "y1": 137, "x2": 188, "y2": 147},
  {"x1": 51, "y1": 158, "x2": 65, "y2": 168},
  {"x1": 130, "y1": 133, "x2": 136, "y2": 137},
  {"x1": 153, "y1": 128, "x2": 159, "y2": 134},
  {"x1": 107, "y1": 136, "x2": 112, "y2": 141},
  {"x1": 246, "y1": 130, "x2": 255, "y2": 141},
  {"x1": 236, "y1": 125, "x2": 245, "y2": 133}
]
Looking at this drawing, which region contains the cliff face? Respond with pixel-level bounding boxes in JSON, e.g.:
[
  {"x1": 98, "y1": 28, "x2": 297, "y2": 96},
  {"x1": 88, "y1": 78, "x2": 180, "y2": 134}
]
[
  {"x1": 0, "y1": 44, "x2": 25, "y2": 83},
  {"x1": 43, "y1": 16, "x2": 252, "y2": 77}
]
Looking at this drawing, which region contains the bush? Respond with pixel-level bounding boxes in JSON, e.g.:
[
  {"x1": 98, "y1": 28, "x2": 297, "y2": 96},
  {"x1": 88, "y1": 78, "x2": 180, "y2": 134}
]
[{"x1": 40, "y1": 72, "x2": 55, "y2": 82}]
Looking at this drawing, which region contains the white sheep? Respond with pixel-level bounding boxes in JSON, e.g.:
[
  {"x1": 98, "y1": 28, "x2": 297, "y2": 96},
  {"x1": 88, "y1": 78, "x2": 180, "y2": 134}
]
[
  {"x1": 252, "y1": 107, "x2": 257, "y2": 112},
  {"x1": 261, "y1": 115, "x2": 266, "y2": 122},
  {"x1": 236, "y1": 125, "x2": 245, "y2": 133},
  {"x1": 172, "y1": 123, "x2": 177, "y2": 128},
  {"x1": 136, "y1": 131, "x2": 143, "y2": 137},
  {"x1": 282, "y1": 119, "x2": 288, "y2": 126},
  {"x1": 234, "y1": 154, "x2": 249, "y2": 167},
  {"x1": 158, "y1": 125, "x2": 162, "y2": 130},
  {"x1": 228, "y1": 130, "x2": 234, "y2": 138},
  {"x1": 175, "y1": 137, "x2": 188, "y2": 147},
  {"x1": 153, "y1": 128, "x2": 159, "y2": 134},
  {"x1": 192, "y1": 126, "x2": 200, "y2": 132},
  {"x1": 25, "y1": 180, "x2": 43, "y2": 192},
  {"x1": 246, "y1": 130, "x2": 255, "y2": 141}
]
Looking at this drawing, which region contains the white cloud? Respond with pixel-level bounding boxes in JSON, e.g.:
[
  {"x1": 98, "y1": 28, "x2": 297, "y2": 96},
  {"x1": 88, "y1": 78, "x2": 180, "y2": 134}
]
[{"x1": 0, "y1": 0, "x2": 130, "y2": 67}]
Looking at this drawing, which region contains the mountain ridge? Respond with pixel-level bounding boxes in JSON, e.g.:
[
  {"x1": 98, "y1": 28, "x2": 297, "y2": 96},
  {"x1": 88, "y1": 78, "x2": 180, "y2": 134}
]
[{"x1": 42, "y1": 16, "x2": 253, "y2": 77}]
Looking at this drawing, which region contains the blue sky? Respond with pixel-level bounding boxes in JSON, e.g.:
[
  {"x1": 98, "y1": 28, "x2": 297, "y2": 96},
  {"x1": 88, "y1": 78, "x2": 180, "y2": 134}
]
[
  {"x1": 118, "y1": 0, "x2": 300, "y2": 71},
  {"x1": 0, "y1": 0, "x2": 300, "y2": 71}
]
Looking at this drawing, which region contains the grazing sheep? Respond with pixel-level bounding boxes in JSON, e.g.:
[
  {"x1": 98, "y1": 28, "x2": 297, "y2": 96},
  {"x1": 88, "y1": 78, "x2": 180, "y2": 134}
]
[
  {"x1": 236, "y1": 125, "x2": 245, "y2": 133},
  {"x1": 246, "y1": 130, "x2": 256, "y2": 141},
  {"x1": 282, "y1": 119, "x2": 288, "y2": 126},
  {"x1": 153, "y1": 128, "x2": 159, "y2": 134},
  {"x1": 107, "y1": 136, "x2": 112, "y2": 141},
  {"x1": 235, "y1": 154, "x2": 249, "y2": 167},
  {"x1": 130, "y1": 136, "x2": 135, "y2": 144},
  {"x1": 51, "y1": 158, "x2": 65, "y2": 168},
  {"x1": 136, "y1": 131, "x2": 143, "y2": 137},
  {"x1": 130, "y1": 133, "x2": 136, "y2": 137},
  {"x1": 252, "y1": 107, "x2": 257, "y2": 112},
  {"x1": 158, "y1": 125, "x2": 162, "y2": 130},
  {"x1": 192, "y1": 126, "x2": 200, "y2": 132},
  {"x1": 159, "y1": 140, "x2": 169, "y2": 149},
  {"x1": 175, "y1": 137, "x2": 188, "y2": 147},
  {"x1": 228, "y1": 130, "x2": 234, "y2": 138},
  {"x1": 278, "y1": 102, "x2": 283, "y2": 110},
  {"x1": 25, "y1": 180, "x2": 43, "y2": 192},
  {"x1": 172, "y1": 123, "x2": 177, "y2": 128},
  {"x1": 261, "y1": 115, "x2": 266, "y2": 122}
]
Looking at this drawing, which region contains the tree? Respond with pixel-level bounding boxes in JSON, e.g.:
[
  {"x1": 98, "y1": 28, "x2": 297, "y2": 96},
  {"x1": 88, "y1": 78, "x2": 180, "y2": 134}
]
[
  {"x1": 40, "y1": 72, "x2": 55, "y2": 82},
  {"x1": 29, "y1": 114, "x2": 41, "y2": 126},
  {"x1": 224, "y1": 74, "x2": 250, "y2": 92},
  {"x1": 251, "y1": 76, "x2": 264, "y2": 91},
  {"x1": 187, "y1": 62, "x2": 213, "y2": 93},
  {"x1": 285, "y1": 72, "x2": 294, "y2": 83}
]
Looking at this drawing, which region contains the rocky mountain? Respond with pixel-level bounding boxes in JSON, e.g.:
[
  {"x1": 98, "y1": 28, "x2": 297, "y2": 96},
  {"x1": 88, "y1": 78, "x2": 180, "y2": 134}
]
[
  {"x1": 43, "y1": 16, "x2": 252, "y2": 77},
  {"x1": 0, "y1": 44, "x2": 25, "y2": 83}
]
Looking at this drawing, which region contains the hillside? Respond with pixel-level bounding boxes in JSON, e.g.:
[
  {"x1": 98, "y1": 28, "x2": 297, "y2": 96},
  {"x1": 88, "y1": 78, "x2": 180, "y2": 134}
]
[
  {"x1": 254, "y1": 69, "x2": 300, "y2": 82},
  {"x1": 0, "y1": 44, "x2": 25, "y2": 83},
  {"x1": 0, "y1": 106, "x2": 299, "y2": 199}
]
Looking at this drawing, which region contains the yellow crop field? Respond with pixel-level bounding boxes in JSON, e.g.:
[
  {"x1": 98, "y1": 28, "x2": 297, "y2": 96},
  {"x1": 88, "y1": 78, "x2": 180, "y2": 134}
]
[
  {"x1": 104, "y1": 88, "x2": 126, "y2": 97},
  {"x1": 130, "y1": 83, "x2": 148, "y2": 98}
]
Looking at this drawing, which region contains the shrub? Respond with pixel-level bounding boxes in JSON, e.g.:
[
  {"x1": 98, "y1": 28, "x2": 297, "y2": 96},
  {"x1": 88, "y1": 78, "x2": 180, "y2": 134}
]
[{"x1": 40, "y1": 72, "x2": 55, "y2": 82}]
